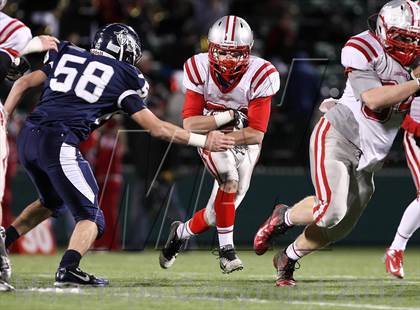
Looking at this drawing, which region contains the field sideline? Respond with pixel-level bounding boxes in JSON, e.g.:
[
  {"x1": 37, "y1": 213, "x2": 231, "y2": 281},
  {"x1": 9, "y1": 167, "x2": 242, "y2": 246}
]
[{"x1": 0, "y1": 247, "x2": 419, "y2": 310}]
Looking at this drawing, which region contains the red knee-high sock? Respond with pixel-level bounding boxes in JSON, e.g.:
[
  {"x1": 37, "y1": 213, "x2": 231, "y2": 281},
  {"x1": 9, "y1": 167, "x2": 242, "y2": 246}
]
[
  {"x1": 176, "y1": 208, "x2": 210, "y2": 239},
  {"x1": 188, "y1": 208, "x2": 209, "y2": 234},
  {"x1": 214, "y1": 189, "x2": 236, "y2": 248}
]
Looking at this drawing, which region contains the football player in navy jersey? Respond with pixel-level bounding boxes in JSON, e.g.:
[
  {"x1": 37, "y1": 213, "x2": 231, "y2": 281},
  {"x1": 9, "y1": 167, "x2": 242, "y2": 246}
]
[{"x1": 3, "y1": 23, "x2": 234, "y2": 287}]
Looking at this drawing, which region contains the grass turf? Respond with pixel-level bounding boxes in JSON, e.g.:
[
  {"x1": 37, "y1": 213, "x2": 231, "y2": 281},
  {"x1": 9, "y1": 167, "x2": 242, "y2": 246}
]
[{"x1": 0, "y1": 247, "x2": 419, "y2": 310}]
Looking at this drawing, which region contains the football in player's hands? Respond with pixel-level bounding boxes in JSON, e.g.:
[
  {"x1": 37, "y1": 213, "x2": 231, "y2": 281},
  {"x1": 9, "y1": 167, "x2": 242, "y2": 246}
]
[{"x1": 6, "y1": 56, "x2": 30, "y2": 81}]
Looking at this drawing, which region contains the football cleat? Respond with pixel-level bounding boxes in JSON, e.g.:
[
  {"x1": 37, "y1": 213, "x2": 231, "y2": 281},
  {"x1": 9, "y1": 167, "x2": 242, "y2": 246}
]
[
  {"x1": 254, "y1": 204, "x2": 294, "y2": 255},
  {"x1": 0, "y1": 227, "x2": 11, "y2": 283},
  {"x1": 384, "y1": 248, "x2": 404, "y2": 279},
  {"x1": 218, "y1": 244, "x2": 243, "y2": 274},
  {"x1": 0, "y1": 279, "x2": 14, "y2": 292},
  {"x1": 54, "y1": 267, "x2": 109, "y2": 287},
  {"x1": 159, "y1": 221, "x2": 185, "y2": 269},
  {"x1": 274, "y1": 250, "x2": 298, "y2": 287}
]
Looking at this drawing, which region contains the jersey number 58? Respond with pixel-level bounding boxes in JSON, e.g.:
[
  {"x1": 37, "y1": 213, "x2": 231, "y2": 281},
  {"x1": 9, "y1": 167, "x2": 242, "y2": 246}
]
[{"x1": 50, "y1": 54, "x2": 115, "y2": 103}]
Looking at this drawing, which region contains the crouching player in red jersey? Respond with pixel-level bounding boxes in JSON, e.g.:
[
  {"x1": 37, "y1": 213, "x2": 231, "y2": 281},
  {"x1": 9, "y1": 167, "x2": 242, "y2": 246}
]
[{"x1": 159, "y1": 15, "x2": 279, "y2": 273}]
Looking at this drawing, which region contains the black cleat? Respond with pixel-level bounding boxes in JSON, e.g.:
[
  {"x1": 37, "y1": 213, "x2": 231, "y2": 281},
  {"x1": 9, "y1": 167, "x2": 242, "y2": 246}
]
[
  {"x1": 159, "y1": 221, "x2": 185, "y2": 269},
  {"x1": 219, "y1": 245, "x2": 243, "y2": 274},
  {"x1": 54, "y1": 267, "x2": 109, "y2": 287},
  {"x1": 273, "y1": 250, "x2": 298, "y2": 287}
]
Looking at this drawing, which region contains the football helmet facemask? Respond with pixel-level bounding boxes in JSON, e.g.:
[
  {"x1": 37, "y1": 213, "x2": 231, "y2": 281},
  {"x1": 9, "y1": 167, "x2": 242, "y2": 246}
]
[
  {"x1": 91, "y1": 23, "x2": 142, "y2": 66},
  {"x1": 376, "y1": 0, "x2": 420, "y2": 66},
  {"x1": 208, "y1": 16, "x2": 254, "y2": 82}
]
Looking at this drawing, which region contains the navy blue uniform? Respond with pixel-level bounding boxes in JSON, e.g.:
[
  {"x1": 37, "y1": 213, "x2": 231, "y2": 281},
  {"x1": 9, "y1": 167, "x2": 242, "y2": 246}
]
[{"x1": 17, "y1": 42, "x2": 148, "y2": 236}]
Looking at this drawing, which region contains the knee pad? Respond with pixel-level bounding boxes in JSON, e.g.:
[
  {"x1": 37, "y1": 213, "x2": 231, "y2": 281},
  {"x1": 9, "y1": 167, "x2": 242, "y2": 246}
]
[{"x1": 74, "y1": 207, "x2": 106, "y2": 239}]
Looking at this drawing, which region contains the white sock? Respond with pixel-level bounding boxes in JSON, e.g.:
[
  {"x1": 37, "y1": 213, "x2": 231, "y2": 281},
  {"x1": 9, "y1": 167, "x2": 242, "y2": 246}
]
[
  {"x1": 284, "y1": 209, "x2": 293, "y2": 226},
  {"x1": 176, "y1": 222, "x2": 194, "y2": 240},
  {"x1": 217, "y1": 225, "x2": 234, "y2": 248},
  {"x1": 390, "y1": 199, "x2": 420, "y2": 251},
  {"x1": 285, "y1": 241, "x2": 311, "y2": 261}
]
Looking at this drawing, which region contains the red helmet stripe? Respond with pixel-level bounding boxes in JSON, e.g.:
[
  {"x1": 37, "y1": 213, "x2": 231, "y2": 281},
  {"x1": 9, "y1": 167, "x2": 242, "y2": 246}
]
[
  {"x1": 190, "y1": 56, "x2": 203, "y2": 84},
  {"x1": 251, "y1": 62, "x2": 270, "y2": 85},
  {"x1": 224, "y1": 15, "x2": 230, "y2": 41},
  {"x1": 350, "y1": 37, "x2": 378, "y2": 57},
  {"x1": 231, "y1": 16, "x2": 237, "y2": 41},
  {"x1": 254, "y1": 67, "x2": 277, "y2": 92},
  {"x1": 344, "y1": 42, "x2": 372, "y2": 62}
]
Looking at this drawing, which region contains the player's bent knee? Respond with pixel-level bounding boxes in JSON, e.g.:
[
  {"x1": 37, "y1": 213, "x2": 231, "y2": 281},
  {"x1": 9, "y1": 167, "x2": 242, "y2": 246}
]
[
  {"x1": 74, "y1": 207, "x2": 106, "y2": 239},
  {"x1": 316, "y1": 208, "x2": 346, "y2": 229},
  {"x1": 220, "y1": 180, "x2": 239, "y2": 193}
]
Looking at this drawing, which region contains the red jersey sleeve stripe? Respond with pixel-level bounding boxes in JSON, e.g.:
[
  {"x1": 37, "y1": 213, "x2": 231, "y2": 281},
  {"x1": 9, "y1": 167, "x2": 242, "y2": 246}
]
[
  {"x1": 350, "y1": 37, "x2": 378, "y2": 57},
  {"x1": 254, "y1": 67, "x2": 277, "y2": 92},
  {"x1": 344, "y1": 42, "x2": 372, "y2": 62},
  {"x1": 184, "y1": 61, "x2": 198, "y2": 86},
  {"x1": 190, "y1": 56, "x2": 203, "y2": 84},
  {"x1": 251, "y1": 62, "x2": 270, "y2": 85},
  {"x1": 2, "y1": 47, "x2": 19, "y2": 57},
  {"x1": 0, "y1": 24, "x2": 26, "y2": 45},
  {"x1": 0, "y1": 19, "x2": 18, "y2": 39}
]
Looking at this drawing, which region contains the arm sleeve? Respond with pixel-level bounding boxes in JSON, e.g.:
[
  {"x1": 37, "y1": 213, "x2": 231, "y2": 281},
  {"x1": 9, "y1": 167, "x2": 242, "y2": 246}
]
[
  {"x1": 247, "y1": 96, "x2": 272, "y2": 133},
  {"x1": 347, "y1": 70, "x2": 382, "y2": 101},
  {"x1": 182, "y1": 89, "x2": 205, "y2": 119},
  {"x1": 117, "y1": 69, "x2": 148, "y2": 115}
]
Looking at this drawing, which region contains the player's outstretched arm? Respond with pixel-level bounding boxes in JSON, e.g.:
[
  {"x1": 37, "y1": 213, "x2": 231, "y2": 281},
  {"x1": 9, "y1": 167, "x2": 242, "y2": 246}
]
[
  {"x1": 226, "y1": 127, "x2": 264, "y2": 146},
  {"x1": 20, "y1": 35, "x2": 59, "y2": 56},
  {"x1": 360, "y1": 64, "x2": 420, "y2": 111},
  {"x1": 131, "y1": 108, "x2": 235, "y2": 151},
  {"x1": 183, "y1": 111, "x2": 234, "y2": 133},
  {"x1": 361, "y1": 79, "x2": 420, "y2": 110},
  {"x1": 3, "y1": 70, "x2": 47, "y2": 116}
]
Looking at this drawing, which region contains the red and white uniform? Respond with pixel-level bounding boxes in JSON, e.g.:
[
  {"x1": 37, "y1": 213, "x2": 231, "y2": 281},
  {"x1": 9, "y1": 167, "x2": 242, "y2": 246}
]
[
  {"x1": 401, "y1": 99, "x2": 420, "y2": 196},
  {"x1": 313, "y1": 30, "x2": 412, "y2": 238},
  {"x1": 0, "y1": 12, "x2": 32, "y2": 59},
  {"x1": 182, "y1": 53, "x2": 279, "y2": 223},
  {"x1": 330, "y1": 30, "x2": 412, "y2": 172},
  {"x1": 0, "y1": 12, "x2": 31, "y2": 204}
]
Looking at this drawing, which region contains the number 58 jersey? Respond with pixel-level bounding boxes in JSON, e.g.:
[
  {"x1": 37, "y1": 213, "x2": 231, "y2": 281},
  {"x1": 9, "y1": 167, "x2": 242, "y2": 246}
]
[{"x1": 27, "y1": 42, "x2": 149, "y2": 142}]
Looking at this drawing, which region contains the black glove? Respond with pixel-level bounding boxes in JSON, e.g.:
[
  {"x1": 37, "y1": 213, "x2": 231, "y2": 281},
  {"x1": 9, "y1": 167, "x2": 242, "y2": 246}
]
[
  {"x1": 233, "y1": 110, "x2": 248, "y2": 129},
  {"x1": 6, "y1": 56, "x2": 30, "y2": 81}
]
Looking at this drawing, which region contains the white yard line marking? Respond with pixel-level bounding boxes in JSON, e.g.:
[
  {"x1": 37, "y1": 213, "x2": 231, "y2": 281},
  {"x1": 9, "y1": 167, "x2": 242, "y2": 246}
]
[
  {"x1": 290, "y1": 301, "x2": 420, "y2": 310},
  {"x1": 20, "y1": 289, "x2": 420, "y2": 310}
]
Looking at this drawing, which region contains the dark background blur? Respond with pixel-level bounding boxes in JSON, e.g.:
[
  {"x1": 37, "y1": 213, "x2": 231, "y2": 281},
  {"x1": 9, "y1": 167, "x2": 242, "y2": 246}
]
[{"x1": 2, "y1": 0, "x2": 418, "y2": 249}]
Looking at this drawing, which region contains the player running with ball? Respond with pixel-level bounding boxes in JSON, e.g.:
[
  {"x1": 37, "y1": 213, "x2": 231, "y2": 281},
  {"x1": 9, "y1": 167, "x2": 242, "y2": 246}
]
[{"x1": 159, "y1": 15, "x2": 279, "y2": 273}]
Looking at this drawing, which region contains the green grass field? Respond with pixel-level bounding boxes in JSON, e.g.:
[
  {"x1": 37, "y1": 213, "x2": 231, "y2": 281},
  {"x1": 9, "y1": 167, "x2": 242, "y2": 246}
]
[{"x1": 0, "y1": 247, "x2": 419, "y2": 310}]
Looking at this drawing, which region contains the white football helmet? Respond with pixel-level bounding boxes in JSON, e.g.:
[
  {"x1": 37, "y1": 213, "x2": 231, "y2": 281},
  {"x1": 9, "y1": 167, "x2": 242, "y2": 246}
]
[
  {"x1": 376, "y1": 0, "x2": 420, "y2": 66},
  {"x1": 208, "y1": 16, "x2": 254, "y2": 81},
  {"x1": 0, "y1": 0, "x2": 7, "y2": 10}
]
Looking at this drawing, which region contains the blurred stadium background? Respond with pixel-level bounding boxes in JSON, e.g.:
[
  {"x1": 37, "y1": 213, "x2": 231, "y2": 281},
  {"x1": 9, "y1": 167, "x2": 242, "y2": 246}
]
[{"x1": 1, "y1": 0, "x2": 418, "y2": 253}]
